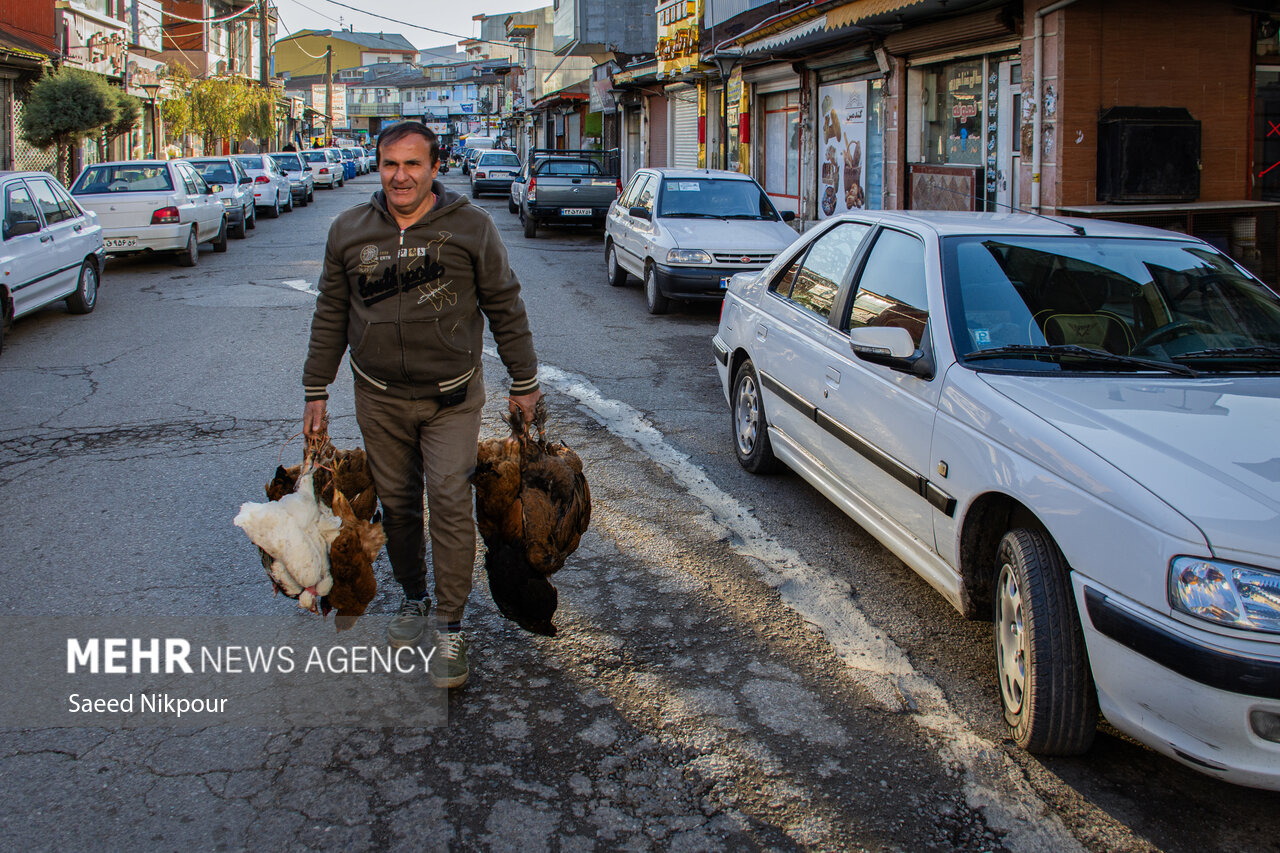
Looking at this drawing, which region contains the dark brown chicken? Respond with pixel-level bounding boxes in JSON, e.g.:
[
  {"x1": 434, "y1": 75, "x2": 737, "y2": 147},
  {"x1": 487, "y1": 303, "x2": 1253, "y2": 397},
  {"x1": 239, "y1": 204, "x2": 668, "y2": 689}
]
[
  {"x1": 473, "y1": 399, "x2": 591, "y2": 636},
  {"x1": 326, "y1": 489, "x2": 386, "y2": 631}
]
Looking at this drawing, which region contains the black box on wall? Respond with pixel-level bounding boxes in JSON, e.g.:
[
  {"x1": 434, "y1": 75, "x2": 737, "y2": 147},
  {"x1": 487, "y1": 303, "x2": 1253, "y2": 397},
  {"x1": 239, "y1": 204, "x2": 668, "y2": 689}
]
[{"x1": 1097, "y1": 107, "x2": 1201, "y2": 203}]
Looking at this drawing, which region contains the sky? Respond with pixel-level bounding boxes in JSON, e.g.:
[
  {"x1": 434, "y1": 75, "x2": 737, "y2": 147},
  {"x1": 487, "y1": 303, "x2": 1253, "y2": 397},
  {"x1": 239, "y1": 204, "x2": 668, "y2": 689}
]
[{"x1": 272, "y1": 0, "x2": 529, "y2": 51}]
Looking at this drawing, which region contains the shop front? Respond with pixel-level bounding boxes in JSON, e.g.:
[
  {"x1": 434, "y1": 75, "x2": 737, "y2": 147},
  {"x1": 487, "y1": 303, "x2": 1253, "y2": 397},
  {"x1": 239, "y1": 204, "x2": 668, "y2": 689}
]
[
  {"x1": 814, "y1": 74, "x2": 886, "y2": 219},
  {"x1": 745, "y1": 65, "x2": 801, "y2": 215}
]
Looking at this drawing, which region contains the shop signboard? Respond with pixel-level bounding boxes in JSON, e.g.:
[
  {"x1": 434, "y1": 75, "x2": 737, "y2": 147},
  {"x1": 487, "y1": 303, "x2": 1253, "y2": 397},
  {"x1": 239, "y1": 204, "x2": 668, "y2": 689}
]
[
  {"x1": 656, "y1": 0, "x2": 700, "y2": 77},
  {"x1": 816, "y1": 80, "x2": 868, "y2": 219},
  {"x1": 61, "y1": 6, "x2": 128, "y2": 78}
]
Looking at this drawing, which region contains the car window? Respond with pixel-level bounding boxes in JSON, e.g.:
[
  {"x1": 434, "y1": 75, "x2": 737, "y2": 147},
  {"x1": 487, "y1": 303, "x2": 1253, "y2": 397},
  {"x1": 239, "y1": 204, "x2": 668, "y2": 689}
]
[
  {"x1": 844, "y1": 228, "x2": 930, "y2": 349},
  {"x1": 481, "y1": 152, "x2": 520, "y2": 167},
  {"x1": 4, "y1": 183, "x2": 40, "y2": 234},
  {"x1": 537, "y1": 160, "x2": 601, "y2": 177},
  {"x1": 657, "y1": 178, "x2": 778, "y2": 220},
  {"x1": 174, "y1": 163, "x2": 201, "y2": 195},
  {"x1": 770, "y1": 222, "x2": 871, "y2": 320},
  {"x1": 303, "y1": 151, "x2": 324, "y2": 164},
  {"x1": 40, "y1": 178, "x2": 83, "y2": 223},
  {"x1": 232, "y1": 155, "x2": 261, "y2": 171},
  {"x1": 271, "y1": 154, "x2": 302, "y2": 171},
  {"x1": 27, "y1": 178, "x2": 72, "y2": 225},
  {"x1": 192, "y1": 161, "x2": 237, "y2": 185},
  {"x1": 73, "y1": 164, "x2": 175, "y2": 194},
  {"x1": 619, "y1": 172, "x2": 646, "y2": 208},
  {"x1": 636, "y1": 175, "x2": 659, "y2": 213}
]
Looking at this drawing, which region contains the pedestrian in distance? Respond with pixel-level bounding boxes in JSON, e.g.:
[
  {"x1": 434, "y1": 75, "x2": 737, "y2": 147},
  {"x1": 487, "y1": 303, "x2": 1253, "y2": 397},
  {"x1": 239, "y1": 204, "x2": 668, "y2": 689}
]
[{"x1": 302, "y1": 121, "x2": 542, "y2": 689}]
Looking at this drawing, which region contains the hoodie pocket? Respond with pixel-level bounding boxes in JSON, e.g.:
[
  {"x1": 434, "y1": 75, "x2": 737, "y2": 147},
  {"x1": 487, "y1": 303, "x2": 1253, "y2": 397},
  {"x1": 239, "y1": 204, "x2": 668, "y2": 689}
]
[
  {"x1": 350, "y1": 320, "x2": 402, "y2": 381},
  {"x1": 400, "y1": 318, "x2": 474, "y2": 384}
]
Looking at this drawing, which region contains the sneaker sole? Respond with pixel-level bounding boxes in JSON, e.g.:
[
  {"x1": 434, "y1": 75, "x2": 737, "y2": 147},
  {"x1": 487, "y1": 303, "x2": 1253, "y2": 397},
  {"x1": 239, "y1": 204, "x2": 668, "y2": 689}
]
[
  {"x1": 387, "y1": 633, "x2": 425, "y2": 649},
  {"x1": 429, "y1": 670, "x2": 468, "y2": 689}
]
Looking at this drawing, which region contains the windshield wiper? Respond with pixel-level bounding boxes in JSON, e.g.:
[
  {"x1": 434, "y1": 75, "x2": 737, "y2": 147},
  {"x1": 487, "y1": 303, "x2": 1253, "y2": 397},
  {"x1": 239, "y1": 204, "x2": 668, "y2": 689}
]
[
  {"x1": 1171, "y1": 345, "x2": 1280, "y2": 363},
  {"x1": 964, "y1": 344, "x2": 1197, "y2": 376},
  {"x1": 722, "y1": 213, "x2": 765, "y2": 219},
  {"x1": 662, "y1": 212, "x2": 720, "y2": 219}
]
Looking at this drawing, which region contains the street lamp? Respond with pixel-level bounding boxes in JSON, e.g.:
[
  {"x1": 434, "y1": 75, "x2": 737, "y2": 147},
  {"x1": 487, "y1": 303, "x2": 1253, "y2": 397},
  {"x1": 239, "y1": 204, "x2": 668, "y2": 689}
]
[
  {"x1": 709, "y1": 47, "x2": 743, "y2": 170},
  {"x1": 139, "y1": 83, "x2": 161, "y2": 159}
]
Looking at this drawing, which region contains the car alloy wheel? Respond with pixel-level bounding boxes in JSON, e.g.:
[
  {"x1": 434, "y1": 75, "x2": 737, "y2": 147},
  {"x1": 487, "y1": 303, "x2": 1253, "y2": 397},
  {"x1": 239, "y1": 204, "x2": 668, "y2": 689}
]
[
  {"x1": 65, "y1": 260, "x2": 98, "y2": 314},
  {"x1": 731, "y1": 359, "x2": 780, "y2": 474},
  {"x1": 993, "y1": 528, "x2": 1097, "y2": 755}
]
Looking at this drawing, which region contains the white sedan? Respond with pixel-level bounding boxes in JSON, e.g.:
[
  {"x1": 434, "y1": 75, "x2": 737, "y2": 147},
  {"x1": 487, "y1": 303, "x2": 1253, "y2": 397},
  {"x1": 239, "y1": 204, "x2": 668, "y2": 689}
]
[
  {"x1": 302, "y1": 149, "x2": 343, "y2": 189},
  {"x1": 605, "y1": 168, "x2": 799, "y2": 315},
  {"x1": 0, "y1": 170, "x2": 105, "y2": 352},
  {"x1": 714, "y1": 210, "x2": 1280, "y2": 790},
  {"x1": 70, "y1": 160, "x2": 226, "y2": 266},
  {"x1": 231, "y1": 154, "x2": 293, "y2": 217}
]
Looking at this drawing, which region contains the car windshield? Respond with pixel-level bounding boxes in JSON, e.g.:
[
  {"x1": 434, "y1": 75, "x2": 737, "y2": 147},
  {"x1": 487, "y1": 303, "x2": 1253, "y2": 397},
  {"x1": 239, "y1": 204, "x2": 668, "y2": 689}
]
[
  {"x1": 303, "y1": 151, "x2": 326, "y2": 164},
  {"x1": 72, "y1": 164, "x2": 173, "y2": 194},
  {"x1": 481, "y1": 153, "x2": 520, "y2": 167},
  {"x1": 944, "y1": 235, "x2": 1280, "y2": 373},
  {"x1": 271, "y1": 154, "x2": 303, "y2": 170},
  {"x1": 657, "y1": 178, "x2": 779, "y2": 220},
  {"x1": 190, "y1": 162, "x2": 236, "y2": 184},
  {"x1": 232, "y1": 156, "x2": 262, "y2": 171}
]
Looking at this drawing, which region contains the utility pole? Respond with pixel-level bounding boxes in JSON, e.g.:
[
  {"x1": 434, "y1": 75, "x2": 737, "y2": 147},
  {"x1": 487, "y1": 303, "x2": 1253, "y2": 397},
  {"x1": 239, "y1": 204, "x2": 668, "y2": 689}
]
[
  {"x1": 259, "y1": 0, "x2": 271, "y2": 149},
  {"x1": 324, "y1": 46, "x2": 333, "y2": 144}
]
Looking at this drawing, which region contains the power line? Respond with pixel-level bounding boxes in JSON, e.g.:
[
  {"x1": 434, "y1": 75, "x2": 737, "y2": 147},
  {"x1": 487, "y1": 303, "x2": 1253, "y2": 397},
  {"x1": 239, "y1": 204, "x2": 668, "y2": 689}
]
[
  {"x1": 312, "y1": 0, "x2": 563, "y2": 56},
  {"x1": 164, "y1": 1, "x2": 261, "y2": 25}
]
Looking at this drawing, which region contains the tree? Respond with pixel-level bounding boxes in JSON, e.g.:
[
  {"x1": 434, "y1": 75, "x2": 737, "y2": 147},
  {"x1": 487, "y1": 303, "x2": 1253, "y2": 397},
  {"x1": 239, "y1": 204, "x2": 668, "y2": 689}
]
[
  {"x1": 20, "y1": 66, "x2": 118, "y2": 182},
  {"x1": 99, "y1": 88, "x2": 142, "y2": 160},
  {"x1": 238, "y1": 84, "x2": 276, "y2": 145}
]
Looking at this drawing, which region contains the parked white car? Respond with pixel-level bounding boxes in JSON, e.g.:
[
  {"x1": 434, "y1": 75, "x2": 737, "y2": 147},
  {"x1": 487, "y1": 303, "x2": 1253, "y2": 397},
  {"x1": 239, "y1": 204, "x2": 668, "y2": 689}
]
[
  {"x1": 605, "y1": 168, "x2": 798, "y2": 315},
  {"x1": 713, "y1": 210, "x2": 1280, "y2": 790},
  {"x1": 0, "y1": 170, "x2": 105, "y2": 352},
  {"x1": 302, "y1": 148, "x2": 343, "y2": 189},
  {"x1": 231, "y1": 154, "x2": 293, "y2": 217},
  {"x1": 187, "y1": 156, "x2": 256, "y2": 237},
  {"x1": 70, "y1": 159, "x2": 226, "y2": 266},
  {"x1": 268, "y1": 152, "x2": 315, "y2": 207}
]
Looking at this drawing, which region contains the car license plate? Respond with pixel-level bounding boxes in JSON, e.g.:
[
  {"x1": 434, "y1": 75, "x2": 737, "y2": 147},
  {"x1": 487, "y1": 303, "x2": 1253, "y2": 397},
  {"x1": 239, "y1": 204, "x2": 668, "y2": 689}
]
[
  {"x1": 561, "y1": 208, "x2": 591, "y2": 216},
  {"x1": 492, "y1": 170, "x2": 511, "y2": 177},
  {"x1": 720, "y1": 276, "x2": 732, "y2": 289},
  {"x1": 105, "y1": 237, "x2": 137, "y2": 249}
]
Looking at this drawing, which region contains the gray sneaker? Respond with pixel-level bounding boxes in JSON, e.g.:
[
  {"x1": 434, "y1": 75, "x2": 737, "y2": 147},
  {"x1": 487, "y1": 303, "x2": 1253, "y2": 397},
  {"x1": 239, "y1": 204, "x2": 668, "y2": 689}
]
[
  {"x1": 429, "y1": 630, "x2": 469, "y2": 688},
  {"x1": 387, "y1": 597, "x2": 428, "y2": 648}
]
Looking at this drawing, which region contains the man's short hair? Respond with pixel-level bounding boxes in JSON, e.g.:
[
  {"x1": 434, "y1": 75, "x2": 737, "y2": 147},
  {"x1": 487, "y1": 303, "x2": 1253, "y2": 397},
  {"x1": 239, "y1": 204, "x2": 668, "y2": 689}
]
[{"x1": 376, "y1": 122, "x2": 439, "y2": 167}]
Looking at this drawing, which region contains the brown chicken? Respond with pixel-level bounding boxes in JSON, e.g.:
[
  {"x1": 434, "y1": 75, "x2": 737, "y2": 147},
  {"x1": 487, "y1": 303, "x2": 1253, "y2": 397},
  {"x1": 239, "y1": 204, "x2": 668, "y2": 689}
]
[
  {"x1": 326, "y1": 489, "x2": 386, "y2": 631},
  {"x1": 473, "y1": 399, "x2": 591, "y2": 636}
]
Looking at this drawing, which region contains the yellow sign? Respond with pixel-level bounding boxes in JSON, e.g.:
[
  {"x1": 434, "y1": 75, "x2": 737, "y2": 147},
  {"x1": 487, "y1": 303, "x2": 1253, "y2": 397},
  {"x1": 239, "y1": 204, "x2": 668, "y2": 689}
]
[{"x1": 656, "y1": 0, "x2": 700, "y2": 75}]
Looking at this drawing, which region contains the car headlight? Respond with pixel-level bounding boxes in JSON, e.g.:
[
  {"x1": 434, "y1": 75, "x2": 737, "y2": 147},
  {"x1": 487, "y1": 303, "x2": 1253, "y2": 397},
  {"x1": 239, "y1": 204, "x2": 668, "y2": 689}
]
[
  {"x1": 1169, "y1": 557, "x2": 1280, "y2": 633},
  {"x1": 666, "y1": 249, "x2": 711, "y2": 264}
]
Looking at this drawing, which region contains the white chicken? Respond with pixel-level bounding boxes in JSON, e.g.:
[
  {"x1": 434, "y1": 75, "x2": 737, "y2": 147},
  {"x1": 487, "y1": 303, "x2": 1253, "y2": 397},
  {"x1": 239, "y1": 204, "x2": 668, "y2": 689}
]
[{"x1": 234, "y1": 472, "x2": 341, "y2": 612}]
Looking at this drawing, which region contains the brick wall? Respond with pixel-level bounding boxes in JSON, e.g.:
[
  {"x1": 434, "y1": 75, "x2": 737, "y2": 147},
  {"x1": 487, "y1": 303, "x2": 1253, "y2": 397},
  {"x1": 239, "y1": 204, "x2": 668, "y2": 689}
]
[{"x1": 1047, "y1": 0, "x2": 1253, "y2": 207}]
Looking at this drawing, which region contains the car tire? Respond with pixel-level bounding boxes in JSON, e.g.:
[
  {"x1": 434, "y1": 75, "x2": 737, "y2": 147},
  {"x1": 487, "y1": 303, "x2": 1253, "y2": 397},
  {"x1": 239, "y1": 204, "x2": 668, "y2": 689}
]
[
  {"x1": 994, "y1": 528, "x2": 1098, "y2": 755},
  {"x1": 65, "y1": 259, "x2": 99, "y2": 314},
  {"x1": 508, "y1": 196, "x2": 518, "y2": 214},
  {"x1": 231, "y1": 209, "x2": 247, "y2": 239},
  {"x1": 731, "y1": 359, "x2": 782, "y2": 474},
  {"x1": 266, "y1": 197, "x2": 280, "y2": 218},
  {"x1": 471, "y1": 184, "x2": 479, "y2": 198},
  {"x1": 246, "y1": 205, "x2": 256, "y2": 230},
  {"x1": 212, "y1": 216, "x2": 228, "y2": 253},
  {"x1": 283, "y1": 191, "x2": 293, "y2": 213},
  {"x1": 644, "y1": 265, "x2": 670, "y2": 315},
  {"x1": 523, "y1": 212, "x2": 536, "y2": 238},
  {"x1": 308, "y1": 187, "x2": 315, "y2": 202},
  {"x1": 605, "y1": 242, "x2": 628, "y2": 288},
  {"x1": 177, "y1": 227, "x2": 198, "y2": 267}
]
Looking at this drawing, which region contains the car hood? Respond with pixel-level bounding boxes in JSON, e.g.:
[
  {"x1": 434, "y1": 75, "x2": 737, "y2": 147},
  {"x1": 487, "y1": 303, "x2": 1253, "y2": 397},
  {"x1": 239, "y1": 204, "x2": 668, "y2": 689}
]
[
  {"x1": 661, "y1": 218, "x2": 797, "y2": 254},
  {"x1": 983, "y1": 373, "x2": 1280, "y2": 559}
]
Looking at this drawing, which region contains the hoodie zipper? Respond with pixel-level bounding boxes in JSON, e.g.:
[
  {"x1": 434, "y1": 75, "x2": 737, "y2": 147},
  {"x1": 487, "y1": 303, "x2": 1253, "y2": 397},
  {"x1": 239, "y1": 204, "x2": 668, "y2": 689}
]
[{"x1": 397, "y1": 227, "x2": 407, "y2": 381}]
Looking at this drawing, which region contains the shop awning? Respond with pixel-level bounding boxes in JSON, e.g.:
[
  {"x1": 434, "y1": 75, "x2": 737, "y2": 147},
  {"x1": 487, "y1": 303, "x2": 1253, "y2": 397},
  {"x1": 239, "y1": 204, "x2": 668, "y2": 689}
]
[
  {"x1": 745, "y1": 15, "x2": 828, "y2": 53},
  {"x1": 825, "y1": 0, "x2": 930, "y2": 29}
]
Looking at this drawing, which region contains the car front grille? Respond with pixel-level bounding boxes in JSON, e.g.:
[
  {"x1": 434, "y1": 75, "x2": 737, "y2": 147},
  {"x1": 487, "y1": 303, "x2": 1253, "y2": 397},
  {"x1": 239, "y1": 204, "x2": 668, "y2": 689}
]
[{"x1": 713, "y1": 252, "x2": 776, "y2": 265}]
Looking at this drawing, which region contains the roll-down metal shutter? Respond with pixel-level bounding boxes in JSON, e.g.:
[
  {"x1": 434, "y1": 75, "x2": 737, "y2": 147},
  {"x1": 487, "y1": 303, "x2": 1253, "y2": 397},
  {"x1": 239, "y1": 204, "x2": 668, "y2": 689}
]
[
  {"x1": 647, "y1": 94, "x2": 669, "y2": 167},
  {"x1": 669, "y1": 84, "x2": 699, "y2": 169}
]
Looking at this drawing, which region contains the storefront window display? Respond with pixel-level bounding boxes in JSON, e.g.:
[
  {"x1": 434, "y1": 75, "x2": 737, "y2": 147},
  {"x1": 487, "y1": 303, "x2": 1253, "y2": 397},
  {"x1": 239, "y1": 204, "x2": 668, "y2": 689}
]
[
  {"x1": 763, "y1": 91, "x2": 800, "y2": 203},
  {"x1": 816, "y1": 79, "x2": 885, "y2": 218},
  {"x1": 922, "y1": 59, "x2": 984, "y2": 167}
]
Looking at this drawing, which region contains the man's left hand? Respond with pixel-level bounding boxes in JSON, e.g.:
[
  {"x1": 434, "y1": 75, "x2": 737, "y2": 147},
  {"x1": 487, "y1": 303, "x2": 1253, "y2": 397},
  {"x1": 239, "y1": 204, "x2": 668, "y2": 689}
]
[{"x1": 509, "y1": 389, "x2": 542, "y2": 427}]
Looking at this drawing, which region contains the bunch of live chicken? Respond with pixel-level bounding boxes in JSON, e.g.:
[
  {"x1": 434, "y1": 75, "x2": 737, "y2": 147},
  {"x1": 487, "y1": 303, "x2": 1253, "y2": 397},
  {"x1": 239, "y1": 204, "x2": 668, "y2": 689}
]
[{"x1": 234, "y1": 438, "x2": 385, "y2": 631}]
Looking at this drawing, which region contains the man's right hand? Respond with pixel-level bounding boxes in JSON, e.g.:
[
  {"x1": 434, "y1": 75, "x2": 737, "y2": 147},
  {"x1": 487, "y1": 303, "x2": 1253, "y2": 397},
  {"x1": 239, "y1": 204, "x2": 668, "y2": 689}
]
[{"x1": 303, "y1": 399, "x2": 327, "y2": 438}]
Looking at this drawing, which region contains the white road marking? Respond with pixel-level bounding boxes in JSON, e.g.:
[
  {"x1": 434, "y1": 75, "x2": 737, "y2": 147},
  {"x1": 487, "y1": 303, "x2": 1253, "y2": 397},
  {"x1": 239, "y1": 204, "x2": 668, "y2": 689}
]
[
  {"x1": 491, "y1": 348, "x2": 1083, "y2": 853},
  {"x1": 282, "y1": 279, "x2": 318, "y2": 294}
]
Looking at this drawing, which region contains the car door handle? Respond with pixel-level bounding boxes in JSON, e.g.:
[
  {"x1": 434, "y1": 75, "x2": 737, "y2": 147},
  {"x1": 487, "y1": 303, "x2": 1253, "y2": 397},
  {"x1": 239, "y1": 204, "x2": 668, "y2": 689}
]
[
  {"x1": 73, "y1": 224, "x2": 83, "y2": 232},
  {"x1": 756, "y1": 324, "x2": 768, "y2": 342},
  {"x1": 825, "y1": 367, "x2": 841, "y2": 389},
  {"x1": 40, "y1": 234, "x2": 53, "y2": 243}
]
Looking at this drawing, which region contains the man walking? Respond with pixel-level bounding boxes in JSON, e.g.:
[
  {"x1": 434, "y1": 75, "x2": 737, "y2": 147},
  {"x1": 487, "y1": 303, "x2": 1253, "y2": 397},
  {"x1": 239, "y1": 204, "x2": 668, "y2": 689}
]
[{"x1": 303, "y1": 121, "x2": 541, "y2": 688}]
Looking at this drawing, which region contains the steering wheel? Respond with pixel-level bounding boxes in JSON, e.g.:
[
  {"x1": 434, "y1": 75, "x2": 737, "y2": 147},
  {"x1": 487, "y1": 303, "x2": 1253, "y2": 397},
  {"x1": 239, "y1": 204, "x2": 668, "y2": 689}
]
[{"x1": 1134, "y1": 319, "x2": 1215, "y2": 352}]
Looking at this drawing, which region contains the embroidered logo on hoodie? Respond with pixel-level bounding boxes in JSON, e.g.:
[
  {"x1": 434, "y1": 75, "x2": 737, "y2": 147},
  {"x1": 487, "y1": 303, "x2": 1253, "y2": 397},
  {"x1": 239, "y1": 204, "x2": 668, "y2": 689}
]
[{"x1": 356, "y1": 231, "x2": 454, "y2": 309}]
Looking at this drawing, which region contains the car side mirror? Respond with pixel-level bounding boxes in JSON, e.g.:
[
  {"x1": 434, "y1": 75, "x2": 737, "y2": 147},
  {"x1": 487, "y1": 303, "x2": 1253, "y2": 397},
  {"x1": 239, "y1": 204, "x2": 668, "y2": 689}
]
[
  {"x1": 629, "y1": 206, "x2": 651, "y2": 220},
  {"x1": 4, "y1": 218, "x2": 41, "y2": 239},
  {"x1": 205, "y1": 184, "x2": 219, "y2": 194},
  {"x1": 781, "y1": 210, "x2": 796, "y2": 222},
  {"x1": 849, "y1": 326, "x2": 934, "y2": 379}
]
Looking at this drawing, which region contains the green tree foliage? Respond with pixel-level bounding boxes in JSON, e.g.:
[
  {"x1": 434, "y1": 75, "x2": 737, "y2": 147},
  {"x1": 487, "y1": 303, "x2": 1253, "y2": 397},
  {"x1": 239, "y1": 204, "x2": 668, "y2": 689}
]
[
  {"x1": 238, "y1": 85, "x2": 276, "y2": 143},
  {"x1": 99, "y1": 88, "x2": 143, "y2": 159},
  {"x1": 20, "y1": 66, "x2": 118, "y2": 182}
]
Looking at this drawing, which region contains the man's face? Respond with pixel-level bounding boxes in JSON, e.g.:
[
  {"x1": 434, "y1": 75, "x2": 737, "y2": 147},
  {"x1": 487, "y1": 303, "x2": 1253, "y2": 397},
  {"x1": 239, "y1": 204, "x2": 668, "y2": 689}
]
[{"x1": 379, "y1": 134, "x2": 439, "y2": 216}]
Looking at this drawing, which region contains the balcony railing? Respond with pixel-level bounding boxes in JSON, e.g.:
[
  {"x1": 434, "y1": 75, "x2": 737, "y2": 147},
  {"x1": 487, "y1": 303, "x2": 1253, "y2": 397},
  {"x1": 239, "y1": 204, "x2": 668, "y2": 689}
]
[{"x1": 348, "y1": 103, "x2": 402, "y2": 117}]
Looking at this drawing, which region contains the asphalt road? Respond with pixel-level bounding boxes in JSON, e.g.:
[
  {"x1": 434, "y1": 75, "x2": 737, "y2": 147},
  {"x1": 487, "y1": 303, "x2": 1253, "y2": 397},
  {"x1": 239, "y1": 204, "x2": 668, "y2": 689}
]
[{"x1": 0, "y1": 168, "x2": 1276, "y2": 851}]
